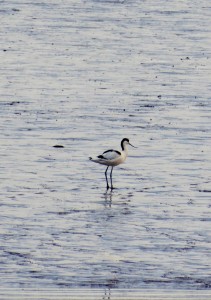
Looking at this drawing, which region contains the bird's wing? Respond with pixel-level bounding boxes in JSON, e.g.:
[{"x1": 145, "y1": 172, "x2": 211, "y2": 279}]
[{"x1": 98, "y1": 149, "x2": 121, "y2": 161}]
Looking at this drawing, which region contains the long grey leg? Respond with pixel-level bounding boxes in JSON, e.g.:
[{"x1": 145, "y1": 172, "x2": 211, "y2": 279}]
[
  {"x1": 110, "y1": 167, "x2": 114, "y2": 189},
  {"x1": 105, "y1": 166, "x2": 109, "y2": 189}
]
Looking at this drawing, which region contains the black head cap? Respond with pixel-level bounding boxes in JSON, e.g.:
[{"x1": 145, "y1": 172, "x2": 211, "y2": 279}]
[{"x1": 121, "y1": 138, "x2": 129, "y2": 150}]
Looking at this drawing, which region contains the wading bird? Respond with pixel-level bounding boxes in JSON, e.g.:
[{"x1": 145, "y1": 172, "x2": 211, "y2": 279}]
[{"x1": 89, "y1": 138, "x2": 136, "y2": 190}]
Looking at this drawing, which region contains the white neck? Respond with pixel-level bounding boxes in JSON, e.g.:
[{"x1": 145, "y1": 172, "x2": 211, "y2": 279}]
[{"x1": 122, "y1": 143, "x2": 128, "y2": 156}]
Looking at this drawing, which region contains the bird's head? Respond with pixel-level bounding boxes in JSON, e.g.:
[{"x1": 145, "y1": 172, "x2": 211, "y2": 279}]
[{"x1": 121, "y1": 138, "x2": 137, "y2": 150}]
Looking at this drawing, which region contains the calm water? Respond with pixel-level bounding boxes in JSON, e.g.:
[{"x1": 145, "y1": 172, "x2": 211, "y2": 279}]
[{"x1": 1, "y1": 0, "x2": 211, "y2": 296}]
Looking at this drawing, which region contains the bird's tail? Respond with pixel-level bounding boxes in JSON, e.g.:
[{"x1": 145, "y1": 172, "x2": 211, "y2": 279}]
[{"x1": 89, "y1": 157, "x2": 103, "y2": 164}]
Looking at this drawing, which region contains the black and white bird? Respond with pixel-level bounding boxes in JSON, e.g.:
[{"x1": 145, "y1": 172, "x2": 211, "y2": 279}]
[{"x1": 89, "y1": 138, "x2": 136, "y2": 190}]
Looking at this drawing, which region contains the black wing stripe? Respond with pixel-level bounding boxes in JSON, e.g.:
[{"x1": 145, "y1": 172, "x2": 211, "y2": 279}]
[
  {"x1": 103, "y1": 149, "x2": 113, "y2": 154},
  {"x1": 103, "y1": 149, "x2": 121, "y2": 155},
  {"x1": 97, "y1": 155, "x2": 107, "y2": 159}
]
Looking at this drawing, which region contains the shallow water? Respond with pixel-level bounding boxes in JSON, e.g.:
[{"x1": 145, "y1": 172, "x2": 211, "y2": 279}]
[{"x1": 0, "y1": 0, "x2": 211, "y2": 294}]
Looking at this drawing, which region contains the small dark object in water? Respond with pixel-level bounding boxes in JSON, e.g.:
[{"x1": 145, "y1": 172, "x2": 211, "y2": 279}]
[
  {"x1": 53, "y1": 145, "x2": 64, "y2": 148},
  {"x1": 9, "y1": 101, "x2": 20, "y2": 105},
  {"x1": 199, "y1": 189, "x2": 211, "y2": 193}
]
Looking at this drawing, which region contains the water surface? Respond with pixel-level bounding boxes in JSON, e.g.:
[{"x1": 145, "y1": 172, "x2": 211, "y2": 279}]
[{"x1": 0, "y1": 0, "x2": 211, "y2": 295}]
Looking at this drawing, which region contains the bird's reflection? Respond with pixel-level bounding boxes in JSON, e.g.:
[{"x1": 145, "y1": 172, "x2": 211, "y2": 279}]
[
  {"x1": 103, "y1": 189, "x2": 113, "y2": 207},
  {"x1": 102, "y1": 288, "x2": 111, "y2": 300}
]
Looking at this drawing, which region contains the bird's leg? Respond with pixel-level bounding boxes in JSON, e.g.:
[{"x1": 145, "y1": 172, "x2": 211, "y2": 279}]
[
  {"x1": 105, "y1": 166, "x2": 109, "y2": 189},
  {"x1": 110, "y1": 166, "x2": 114, "y2": 190}
]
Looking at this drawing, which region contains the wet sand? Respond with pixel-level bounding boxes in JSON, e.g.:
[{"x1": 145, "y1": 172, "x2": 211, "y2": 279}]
[{"x1": 1, "y1": 0, "x2": 211, "y2": 296}]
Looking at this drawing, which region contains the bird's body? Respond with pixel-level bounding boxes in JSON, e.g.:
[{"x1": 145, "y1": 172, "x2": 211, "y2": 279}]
[
  {"x1": 89, "y1": 138, "x2": 136, "y2": 189},
  {"x1": 90, "y1": 148, "x2": 127, "y2": 167}
]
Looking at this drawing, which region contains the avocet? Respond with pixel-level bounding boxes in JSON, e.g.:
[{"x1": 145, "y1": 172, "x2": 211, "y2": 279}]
[{"x1": 89, "y1": 138, "x2": 136, "y2": 189}]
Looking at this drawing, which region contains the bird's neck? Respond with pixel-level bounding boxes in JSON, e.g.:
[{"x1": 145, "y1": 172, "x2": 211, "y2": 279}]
[{"x1": 122, "y1": 144, "x2": 128, "y2": 156}]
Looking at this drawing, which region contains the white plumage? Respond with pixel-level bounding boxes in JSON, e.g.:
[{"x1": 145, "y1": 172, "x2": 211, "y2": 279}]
[{"x1": 89, "y1": 138, "x2": 136, "y2": 189}]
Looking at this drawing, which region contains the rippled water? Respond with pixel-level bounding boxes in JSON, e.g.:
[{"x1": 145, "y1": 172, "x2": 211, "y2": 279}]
[{"x1": 1, "y1": 0, "x2": 211, "y2": 296}]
